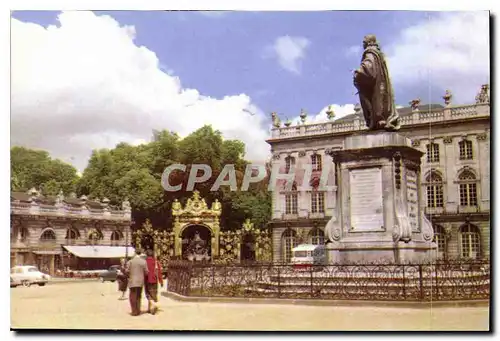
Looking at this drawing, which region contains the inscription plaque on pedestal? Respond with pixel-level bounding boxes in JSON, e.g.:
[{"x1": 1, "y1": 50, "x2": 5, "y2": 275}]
[
  {"x1": 406, "y1": 170, "x2": 419, "y2": 231},
  {"x1": 349, "y1": 167, "x2": 384, "y2": 231}
]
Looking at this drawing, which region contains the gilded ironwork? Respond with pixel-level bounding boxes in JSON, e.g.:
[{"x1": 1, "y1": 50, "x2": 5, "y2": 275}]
[
  {"x1": 218, "y1": 230, "x2": 241, "y2": 263},
  {"x1": 172, "y1": 191, "x2": 221, "y2": 259},
  {"x1": 133, "y1": 219, "x2": 175, "y2": 268},
  {"x1": 216, "y1": 219, "x2": 272, "y2": 264},
  {"x1": 241, "y1": 219, "x2": 272, "y2": 263},
  {"x1": 254, "y1": 229, "x2": 272, "y2": 263},
  {"x1": 168, "y1": 259, "x2": 490, "y2": 301}
]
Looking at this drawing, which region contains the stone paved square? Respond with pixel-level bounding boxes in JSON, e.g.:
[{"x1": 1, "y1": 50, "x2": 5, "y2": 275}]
[{"x1": 10, "y1": 281, "x2": 489, "y2": 331}]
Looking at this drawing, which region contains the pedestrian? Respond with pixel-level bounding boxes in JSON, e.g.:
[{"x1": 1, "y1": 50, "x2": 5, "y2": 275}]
[
  {"x1": 125, "y1": 249, "x2": 148, "y2": 316},
  {"x1": 117, "y1": 258, "x2": 128, "y2": 300},
  {"x1": 144, "y1": 249, "x2": 164, "y2": 315}
]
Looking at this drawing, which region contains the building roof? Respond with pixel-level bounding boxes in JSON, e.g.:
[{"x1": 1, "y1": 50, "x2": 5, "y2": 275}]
[
  {"x1": 62, "y1": 245, "x2": 135, "y2": 259},
  {"x1": 335, "y1": 104, "x2": 445, "y2": 123},
  {"x1": 11, "y1": 191, "x2": 114, "y2": 209},
  {"x1": 11, "y1": 192, "x2": 32, "y2": 202}
]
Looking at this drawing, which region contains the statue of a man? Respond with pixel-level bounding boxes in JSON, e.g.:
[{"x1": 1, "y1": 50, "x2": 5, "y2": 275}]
[{"x1": 353, "y1": 35, "x2": 400, "y2": 131}]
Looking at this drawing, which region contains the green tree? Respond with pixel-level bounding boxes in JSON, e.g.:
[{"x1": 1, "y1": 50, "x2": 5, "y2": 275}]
[
  {"x1": 11, "y1": 146, "x2": 79, "y2": 195},
  {"x1": 114, "y1": 168, "x2": 164, "y2": 209},
  {"x1": 13, "y1": 126, "x2": 273, "y2": 234}
]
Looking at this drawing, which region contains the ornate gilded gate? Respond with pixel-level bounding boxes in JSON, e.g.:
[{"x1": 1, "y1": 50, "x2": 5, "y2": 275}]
[
  {"x1": 133, "y1": 191, "x2": 272, "y2": 265},
  {"x1": 218, "y1": 219, "x2": 272, "y2": 263},
  {"x1": 133, "y1": 220, "x2": 175, "y2": 268},
  {"x1": 172, "y1": 191, "x2": 222, "y2": 259}
]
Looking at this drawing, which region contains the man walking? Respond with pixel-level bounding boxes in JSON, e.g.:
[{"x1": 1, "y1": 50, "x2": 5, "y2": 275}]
[
  {"x1": 145, "y1": 249, "x2": 164, "y2": 315},
  {"x1": 126, "y1": 249, "x2": 148, "y2": 316}
]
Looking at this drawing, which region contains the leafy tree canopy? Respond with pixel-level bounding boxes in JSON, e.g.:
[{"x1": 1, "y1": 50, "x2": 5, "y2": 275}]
[
  {"x1": 11, "y1": 126, "x2": 272, "y2": 232},
  {"x1": 11, "y1": 146, "x2": 79, "y2": 196}
]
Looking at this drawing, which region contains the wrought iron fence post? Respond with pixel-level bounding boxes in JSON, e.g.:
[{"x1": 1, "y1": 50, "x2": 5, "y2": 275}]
[
  {"x1": 402, "y1": 264, "x2": 406, "y2": 300},
  {"x1": 310, "y1": 267, "x2": 314, "y2": 297},
  {"x1": 435, "y1": 263, "x2": 439, "y2": 300},
  {"x1": 277, "y1": 266, "x2": 281, "y2": 298},
  {"x1": 211, "y1": 266, "x2": 215, "y2": 289},
  {"x1": 187, "y1": 263, "x2": 193, "y2": 296},
  {"x1": 200, "y1": 266, "x2": 204, "y2": 295},
  {"x1": 224, "y1": 265, "x2": 227, "y2": 287},
  {"x1": 418, "y1": 264, "x2": 424, "y2": 301}
]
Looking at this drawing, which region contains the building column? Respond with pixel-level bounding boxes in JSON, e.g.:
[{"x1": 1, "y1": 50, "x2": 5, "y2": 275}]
[
  {"x1": 476, "y1": 132, "x2": 490, "y2": 211},
  {"x1": 50, "y1": 255, "x2": 55, "y2": 275},
  {"x1": 481, "y1": 222, "x2": 490, "y2": 259}
]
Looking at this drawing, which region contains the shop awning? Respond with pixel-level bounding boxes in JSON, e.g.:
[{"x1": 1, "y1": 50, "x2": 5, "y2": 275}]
[{"x1": 62, "y1": 245, "x2": 135, "y2": 259}]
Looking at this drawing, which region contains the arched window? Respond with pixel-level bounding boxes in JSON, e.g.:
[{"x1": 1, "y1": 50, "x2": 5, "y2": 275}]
[
  {"x1": 460, "y1": 224, "x2": 481, "y2": 259},
  {"x1": 40, "y1": 229, "x2": 56, "y2": 241},
  {"x1": 285, "y1": 156, "x2": 296, "y2": 174},
  {"x1": 432, "y1": 225, "x2": 447, "y2": 258},
  {"x1": 111, "y1": 231, "x2": 123, "y2": 241},
  {"x1": 309, "y1": 228, "x2": 325, "y2": 245},
  {"x1": 19, "y1": 228, "x2": 28, "y2": 241},
  {"x1": 458, "y1": 170, "x2": 478, "y2": 206},
  {"x1": 311, "y1": 153, "x2": 322, "y2": 171},
  {"x1": 426, "y1": 143, "x2": 440, "y2": 163},
  {"x1": 459, "y1": 139, "x2": 473, "y2": 160},
  {"x1": 110, "y1": 231, "x2": 123, "y2": 246},
  {"x1": 65, "y1": 228, "x2": 80, "y2": 240},
  {"x1": 285, "y1": 182, "x2": 298, "y2": 215},
  {"x1": 426, "y1": 171, "x2": 444, "y2": 208},
  {"x1": 281, "y1": 229, "x2": 298, "y2": 263}
]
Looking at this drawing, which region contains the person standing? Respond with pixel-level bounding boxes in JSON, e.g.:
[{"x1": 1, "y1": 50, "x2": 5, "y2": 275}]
[
  {"x1": 117, "y1": 258, "x2": 128, "y2": 300},
  {"x1": 126, "y1": 249, "x2": 148, "y2": 316},
  {"x1": 144, "y1": 249, "x2": 164, "y2": 315}
]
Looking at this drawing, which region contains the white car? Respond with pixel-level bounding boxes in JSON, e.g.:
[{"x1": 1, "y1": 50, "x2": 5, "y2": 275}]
[{"x1": 10, "y1": 266, "x2": 51, "y2": 287}]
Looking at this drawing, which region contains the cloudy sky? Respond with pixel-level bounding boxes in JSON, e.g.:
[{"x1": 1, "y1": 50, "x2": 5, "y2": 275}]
[{"x1": 11, "y1": 10, "x2": 490, "y2": 171}]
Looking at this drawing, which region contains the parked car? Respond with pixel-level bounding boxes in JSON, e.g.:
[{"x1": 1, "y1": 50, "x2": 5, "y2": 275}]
[
  {"x1": 10, "y1": 276, "x2": 21, "y2": 288},
  {"x1": 10, "y1": 266, "x2": 51, "y2": 287},
  {"x1": 98, "y1": 265, "x2": 121, "y2": 282}
]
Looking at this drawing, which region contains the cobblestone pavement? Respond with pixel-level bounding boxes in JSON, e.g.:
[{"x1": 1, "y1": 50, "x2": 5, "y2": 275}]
[{"x1": 10, "y1": 281, "x2": 489, "y2": 331}]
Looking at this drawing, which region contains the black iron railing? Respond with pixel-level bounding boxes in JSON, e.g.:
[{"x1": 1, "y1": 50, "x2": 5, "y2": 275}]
[{"x1": 167, "y1": 259, "x2": 490, "y2": 301}]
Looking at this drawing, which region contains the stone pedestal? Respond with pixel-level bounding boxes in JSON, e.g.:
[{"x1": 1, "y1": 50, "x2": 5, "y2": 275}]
[{"x1": 325, "y1": 132, "x2": 437, "y2": 264}]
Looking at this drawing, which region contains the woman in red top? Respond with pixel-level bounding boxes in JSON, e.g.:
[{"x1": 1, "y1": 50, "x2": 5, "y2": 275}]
[{"x1": 144, "y1": 249, "x2": 163, "y2": 315}]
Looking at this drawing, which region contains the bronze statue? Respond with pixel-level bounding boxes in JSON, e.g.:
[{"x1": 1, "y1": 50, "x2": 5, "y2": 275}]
[{"x1": 353, "y1": 35, "x2": 400, "y2": 131}]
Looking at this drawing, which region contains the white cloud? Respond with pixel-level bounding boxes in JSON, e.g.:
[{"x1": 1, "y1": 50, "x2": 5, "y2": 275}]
[
  {"x1": 286, "y1": 104, "x2": 356, "y2": 125},
  {"x1": 11, "y1": 11, "x2": 271, "y2": 172},
  {"x1": 267, "y1": 35, "x2": 310, "y2": 75},
  {"x1": 387, "y1": 11, "x2": 489, "y2": 102}
]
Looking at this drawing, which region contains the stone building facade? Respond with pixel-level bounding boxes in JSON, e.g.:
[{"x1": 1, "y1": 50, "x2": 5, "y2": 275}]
[
  {"x1": 266, "y1": 85, "x2": 490, "y2": 263},
  {"x1": 10, "y1": 188, "x2": 132, "y2": 274}
]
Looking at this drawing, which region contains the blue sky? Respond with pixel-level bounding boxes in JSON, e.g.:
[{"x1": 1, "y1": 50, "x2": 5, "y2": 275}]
[{"x1": 10, "y1": 11, "x2": 490, "y2": 170}]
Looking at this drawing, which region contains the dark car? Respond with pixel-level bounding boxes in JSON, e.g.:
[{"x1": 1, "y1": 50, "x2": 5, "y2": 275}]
[{"x1": 98, "y1": 265, "x2": 121, "y2": 282}]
